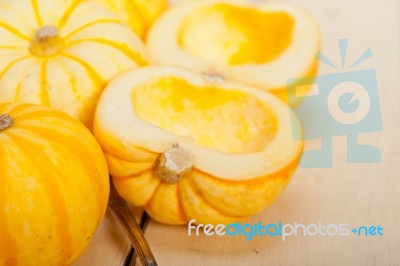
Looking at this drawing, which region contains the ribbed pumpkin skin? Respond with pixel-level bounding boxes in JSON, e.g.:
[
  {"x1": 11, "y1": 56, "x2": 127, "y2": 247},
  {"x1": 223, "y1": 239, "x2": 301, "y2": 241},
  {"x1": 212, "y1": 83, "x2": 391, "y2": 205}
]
[
  {"x1": 0, "y1": 0, "x2": 147, "y2": 128},
  {"x1": 93, "y1": 0, "x2": 168, "y2": 38},
  {"x1": 0, "y1": 103, "x2": 109, "y2": 266},
  {"x1": 104, "y1": 141, "x2": 298, "y2": 225}
]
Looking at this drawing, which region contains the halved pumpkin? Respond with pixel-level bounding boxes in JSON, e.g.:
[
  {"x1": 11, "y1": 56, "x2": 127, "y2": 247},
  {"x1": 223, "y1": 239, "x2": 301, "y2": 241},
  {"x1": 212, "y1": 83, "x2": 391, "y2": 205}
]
[
  {"x1": 146, "y1": 0, "x2": 320, "y2": 104},
  {"x1": 94, "y1": 66, "x2": 303, "y2": 225},
  {"x1": 0, "y1": 0, "x2": 147, "y2": 128}
]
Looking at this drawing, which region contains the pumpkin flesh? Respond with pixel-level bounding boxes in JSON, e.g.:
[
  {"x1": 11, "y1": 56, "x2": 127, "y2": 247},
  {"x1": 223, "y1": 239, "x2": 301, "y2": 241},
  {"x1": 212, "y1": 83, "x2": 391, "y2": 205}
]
[
  {"x1": 178, "y1": 4, "x2": 295, "y2": 65},
  {"x1": 132, "y1": 77, "x2": 277, "y2": 154}
]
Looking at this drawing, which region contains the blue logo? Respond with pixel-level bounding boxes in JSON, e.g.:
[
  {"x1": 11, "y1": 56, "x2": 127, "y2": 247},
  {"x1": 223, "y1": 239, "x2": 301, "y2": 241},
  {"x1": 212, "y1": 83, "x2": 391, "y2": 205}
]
[{"x1": 287, "y1": 39, "x2": 382, "y2": 168}]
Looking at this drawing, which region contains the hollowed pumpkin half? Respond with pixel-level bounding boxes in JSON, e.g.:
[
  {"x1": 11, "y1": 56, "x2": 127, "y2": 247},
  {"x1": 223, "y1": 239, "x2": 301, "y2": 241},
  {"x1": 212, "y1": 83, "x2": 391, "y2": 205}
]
[
  {"x1": 94, "y1": 66, "x2": 303, "y2": 225},
  {"x1": 146, "y1": 0, "x2": 320, "y2": 105}
]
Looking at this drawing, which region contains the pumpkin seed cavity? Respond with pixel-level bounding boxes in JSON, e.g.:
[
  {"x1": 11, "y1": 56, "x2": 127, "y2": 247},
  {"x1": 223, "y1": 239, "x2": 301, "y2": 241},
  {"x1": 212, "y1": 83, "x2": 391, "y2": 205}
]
[
  {"x1": 132, "y1": 77, "x2": 277, "y2": 154},
  {"x1": 178, "y1": 4, "x2": 295, "y2": 65}
]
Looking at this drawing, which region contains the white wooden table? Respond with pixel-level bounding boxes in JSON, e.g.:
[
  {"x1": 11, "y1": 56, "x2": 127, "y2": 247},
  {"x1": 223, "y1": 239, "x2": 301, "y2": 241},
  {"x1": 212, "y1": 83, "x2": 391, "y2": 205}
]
[{"x1": 75, "y1": 0, "x2": 400, "y2": 265}]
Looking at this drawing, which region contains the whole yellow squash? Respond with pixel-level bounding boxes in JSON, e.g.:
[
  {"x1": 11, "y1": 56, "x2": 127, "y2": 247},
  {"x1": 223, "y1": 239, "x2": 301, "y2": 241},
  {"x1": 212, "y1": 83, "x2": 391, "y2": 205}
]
[
  {"x1": 0, "y1": 103, "x2": 109, "y2": 266},
  {"x1": 0, "y1": 0, "x2": 147, "y2": 128}
]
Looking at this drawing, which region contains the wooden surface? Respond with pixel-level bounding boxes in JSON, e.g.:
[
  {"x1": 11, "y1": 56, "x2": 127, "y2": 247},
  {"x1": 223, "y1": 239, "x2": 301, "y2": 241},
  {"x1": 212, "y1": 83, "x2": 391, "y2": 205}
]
[{"x1": 74, "y1": 0, "x2": 400, "y2": 265}]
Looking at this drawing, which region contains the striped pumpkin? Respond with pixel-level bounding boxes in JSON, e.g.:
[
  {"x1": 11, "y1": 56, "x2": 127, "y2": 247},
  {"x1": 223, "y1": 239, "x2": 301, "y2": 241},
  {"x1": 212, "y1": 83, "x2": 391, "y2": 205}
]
[
  {"x1": 0, "y1": 0, "x2": 147, "y2": 128},
  {"x1": 0, "y1": 103, "x2": 109, "y2": 266},
  {"x1": 92, "y1": 0, "x2": 168, "y2": 38}
]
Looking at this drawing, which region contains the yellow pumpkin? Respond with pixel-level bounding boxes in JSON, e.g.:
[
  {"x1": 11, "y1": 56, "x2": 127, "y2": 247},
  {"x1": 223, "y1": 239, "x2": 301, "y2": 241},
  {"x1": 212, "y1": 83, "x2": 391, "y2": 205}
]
[
  {"x1": 94, "y1": 66, "x2": 303, "y2": 225},
  {"x1": 146, "y1": 0, "x2": 320, "y2": 105},
  {"x1": 92, "y1": 0, "x2": 168, "y2": 38},
  {"x1": 0, "y1": 103, "x2": 109, "y2": 266},
  {"x1": 0, "y1": 0, "x2": 147, "y2": 128}
]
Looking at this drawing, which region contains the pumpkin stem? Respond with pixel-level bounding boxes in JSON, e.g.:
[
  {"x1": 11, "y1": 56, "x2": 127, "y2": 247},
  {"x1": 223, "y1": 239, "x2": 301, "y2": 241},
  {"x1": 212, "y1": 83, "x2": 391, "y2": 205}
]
[
  {"x1": 30, "y1": 26, "x2": 63, "y2": 57},
  {"x1": 202, "y1": 71, "x2": 225, "y2": 84},
  {"x1": 155, "y1": 144, "x2": 192, "y2": 184},
  {"x1": 0, "y1": 114, "x2": 13, "y2": 131}
]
